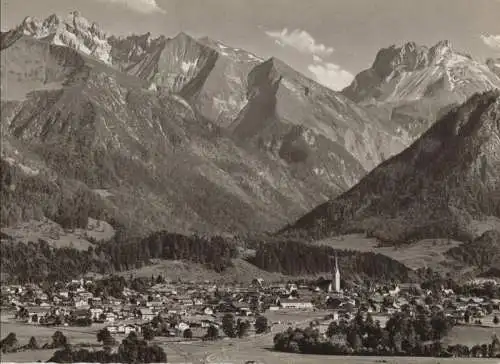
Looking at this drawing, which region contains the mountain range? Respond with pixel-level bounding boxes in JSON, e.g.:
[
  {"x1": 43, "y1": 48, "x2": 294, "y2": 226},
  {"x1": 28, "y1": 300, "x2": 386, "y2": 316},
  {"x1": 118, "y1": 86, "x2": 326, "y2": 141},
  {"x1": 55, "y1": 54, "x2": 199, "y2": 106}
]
[
  {"x1": 0, "y1": 12, "x2": 405, "y2": 235},
  {"x1": 1, "y1": 11, "x2": 500, "y2": 255}
]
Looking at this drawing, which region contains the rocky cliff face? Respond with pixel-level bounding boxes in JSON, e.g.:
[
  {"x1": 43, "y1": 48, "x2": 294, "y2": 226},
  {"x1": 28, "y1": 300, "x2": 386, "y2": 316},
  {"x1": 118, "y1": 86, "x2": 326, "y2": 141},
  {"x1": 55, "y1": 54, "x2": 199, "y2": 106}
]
[
  {"x1": 342, "y1": 41, "x2": 500, "y2": 140},
  {"x1": 284, "y1": 91, "x2": 500, "y2": 243},
  {"x1": 487, "y1": 58, "x2": 500, "y2": 79}
]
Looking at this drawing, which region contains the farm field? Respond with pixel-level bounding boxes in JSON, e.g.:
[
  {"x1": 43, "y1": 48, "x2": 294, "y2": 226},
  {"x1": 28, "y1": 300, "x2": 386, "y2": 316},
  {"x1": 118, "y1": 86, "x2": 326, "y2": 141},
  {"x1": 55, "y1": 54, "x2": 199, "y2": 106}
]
[
  {"x1": 443, "y1": 325, "x2": 500, "y2": 347},
  {"x1": 1, "y1": 348, "x2": 56, "y2": 362},
  {"x1": 0, "y1": 320, "x2": 103, "y2": 346}
]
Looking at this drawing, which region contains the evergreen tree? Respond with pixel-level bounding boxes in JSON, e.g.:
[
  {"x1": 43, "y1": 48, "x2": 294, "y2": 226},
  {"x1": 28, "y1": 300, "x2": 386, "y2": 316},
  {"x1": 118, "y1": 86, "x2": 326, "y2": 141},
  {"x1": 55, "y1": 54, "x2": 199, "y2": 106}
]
[
  {"x1": 183, "y1": 329, "x2": 193, "y2": 339},
  {"x1": 97, "y1": 328, "x2": 116, "y2": 347},
  {"x1": 255, "y1": 315, "x2": 269, "y2": 334},
  {"x1": 28, "y1": 336, "x2": 39, "y2": 350},
  {"x1": 222, "y1": 314, "x2": 236, "y2": 338},
  {"x1": 236, "y1": 319, "x2": 250, "y2": 338},
  {"x1": 51, "y1": 331, "x2": 68, "y2": 348},
  {"x1": 204, "y1": 325, "x2": 219, "y2": 340}
]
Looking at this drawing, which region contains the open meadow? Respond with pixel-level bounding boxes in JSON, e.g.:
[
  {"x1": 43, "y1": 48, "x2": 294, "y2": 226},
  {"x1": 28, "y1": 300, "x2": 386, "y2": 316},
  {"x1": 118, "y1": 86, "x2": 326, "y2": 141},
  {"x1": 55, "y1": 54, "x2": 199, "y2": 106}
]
[
  {"x1": 443, "y1": 325, "x2": 500, "y2": 347},
  {"x1": 316, "y1": 234, "x2": 462, "y2": 269}
]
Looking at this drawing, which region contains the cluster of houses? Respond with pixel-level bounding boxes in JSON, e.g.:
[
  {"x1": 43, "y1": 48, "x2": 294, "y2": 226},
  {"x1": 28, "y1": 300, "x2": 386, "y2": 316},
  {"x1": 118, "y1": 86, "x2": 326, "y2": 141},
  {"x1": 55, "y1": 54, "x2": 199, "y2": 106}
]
[{"x1": 1, "y1": 275, "x2": 499, "y2": 337}]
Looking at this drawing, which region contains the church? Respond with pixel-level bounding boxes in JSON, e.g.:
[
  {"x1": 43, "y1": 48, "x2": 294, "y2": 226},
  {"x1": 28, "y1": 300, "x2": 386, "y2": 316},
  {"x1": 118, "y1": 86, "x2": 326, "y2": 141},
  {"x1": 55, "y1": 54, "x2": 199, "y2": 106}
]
[{"x1": 328, "y1": 254, "x2": 341, "y2": 293}]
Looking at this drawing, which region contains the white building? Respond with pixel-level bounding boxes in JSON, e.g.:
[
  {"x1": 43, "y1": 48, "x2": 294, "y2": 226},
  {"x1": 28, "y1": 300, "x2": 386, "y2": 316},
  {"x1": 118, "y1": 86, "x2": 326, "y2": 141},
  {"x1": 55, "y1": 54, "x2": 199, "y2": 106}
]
[
  {"x1": 328, "y1": 255, "x2": 341, "y2": 293},
  {"x1": 279, "y1": 298, "x2": 314, "y2": 310}
]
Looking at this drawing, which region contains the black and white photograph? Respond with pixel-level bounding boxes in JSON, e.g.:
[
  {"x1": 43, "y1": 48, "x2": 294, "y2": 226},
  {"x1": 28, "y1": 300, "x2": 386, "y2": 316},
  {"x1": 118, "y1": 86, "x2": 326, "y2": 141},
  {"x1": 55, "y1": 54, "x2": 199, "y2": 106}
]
[{"x1": 1, "y1": 0, "x2": 500, "y2": 363}]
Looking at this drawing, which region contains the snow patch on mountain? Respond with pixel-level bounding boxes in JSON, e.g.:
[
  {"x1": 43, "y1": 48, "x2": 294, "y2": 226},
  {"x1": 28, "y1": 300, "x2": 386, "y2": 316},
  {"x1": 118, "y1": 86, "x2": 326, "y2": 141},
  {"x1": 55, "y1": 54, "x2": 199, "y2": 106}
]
[
  {"x1": 181, "y1": 59, "x2": 198, "y2": 73},
  {"x1": 4, "y1": 157, "x2": 40, "y2": 176}
]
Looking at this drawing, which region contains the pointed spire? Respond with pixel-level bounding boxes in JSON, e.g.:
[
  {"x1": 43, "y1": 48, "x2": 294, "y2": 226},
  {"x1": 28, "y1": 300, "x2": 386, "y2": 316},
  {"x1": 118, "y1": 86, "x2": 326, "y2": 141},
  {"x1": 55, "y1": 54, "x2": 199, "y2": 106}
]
[{"x1": 334, "y1": 253, "x2": 339, "y2": 273}]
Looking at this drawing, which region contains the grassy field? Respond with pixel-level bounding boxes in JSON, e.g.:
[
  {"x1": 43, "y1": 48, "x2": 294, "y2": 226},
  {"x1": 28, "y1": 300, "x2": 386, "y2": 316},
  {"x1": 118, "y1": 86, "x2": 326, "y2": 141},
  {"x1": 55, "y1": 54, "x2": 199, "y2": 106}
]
[
  {"x1": 119, "y1": 258, "x2": 290, "y2": 283},
  {"x1": 316, "y1": 234, "x2": 463, "y2": 271},
  {"x1": 0, "y1": 217, "x2": 115, "y2": 251},
  {"x1": 0, "y1": 320, "x2": 105, "y2": 363},
  {"x1": 0, "y1": 320, "x2": 106, "y2": 347},
  {"x1": 443, "y1": 325, "x2": 500, "y2": 347}
]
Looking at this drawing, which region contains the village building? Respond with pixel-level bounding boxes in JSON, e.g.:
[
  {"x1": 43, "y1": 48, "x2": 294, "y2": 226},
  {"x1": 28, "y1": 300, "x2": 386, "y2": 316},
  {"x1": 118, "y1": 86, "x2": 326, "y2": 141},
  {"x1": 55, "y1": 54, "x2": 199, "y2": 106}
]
[
  {"x1": 138, "y1": 308, "x2": 155, "y2": 321},
  {"x1": 278, "y1": 298, "x2": 314, "y2": 310}
]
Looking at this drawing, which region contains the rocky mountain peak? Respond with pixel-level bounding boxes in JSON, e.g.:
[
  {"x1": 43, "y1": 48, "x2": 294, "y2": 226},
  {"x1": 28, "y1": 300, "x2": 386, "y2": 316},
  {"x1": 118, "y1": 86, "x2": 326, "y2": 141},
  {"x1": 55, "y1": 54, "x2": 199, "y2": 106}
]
[
  {"x1": 172, "y1": 31, "x2": 198, "y2": 44},
  {"x1": 13, "y1": 12, "x2": 112, "y2": 64},
  {"x1": 342, "y1": 39, "x2": 500, "y2": 141},
  {"x1": 370, "y1": 40, "x2": 456, "y2": 79},
  {"x1": 19, "y1": 12, "x2": 104, "y2": 39},
  {"x1": 192, "y1": 35, "x2": 264, "y2": 64},
  {"x1": 371, "y1": 41, "x2": 429, "y2": 78}
]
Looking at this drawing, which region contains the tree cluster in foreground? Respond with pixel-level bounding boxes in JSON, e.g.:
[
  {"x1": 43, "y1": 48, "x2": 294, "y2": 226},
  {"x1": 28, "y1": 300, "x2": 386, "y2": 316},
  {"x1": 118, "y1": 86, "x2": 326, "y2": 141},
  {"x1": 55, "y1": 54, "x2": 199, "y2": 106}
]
[{"x1": 274, "y1": 309, "x2": 500, "y2": 358}]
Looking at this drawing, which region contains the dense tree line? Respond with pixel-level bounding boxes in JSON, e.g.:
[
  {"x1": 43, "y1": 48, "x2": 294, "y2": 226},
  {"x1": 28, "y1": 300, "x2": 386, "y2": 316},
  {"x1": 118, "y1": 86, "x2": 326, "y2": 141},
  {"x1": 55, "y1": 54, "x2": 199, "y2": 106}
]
[
  {"x1": 274, "y1": 310, "x2": 500, "y2": 358},
  {"x1": 0, "y1": 231, "x2": 238, "y2": 283},
  {"x1": 446, "y1": 230, "x2": 500, "y2": 271},
  {"x1": 249, "y1": 240, "x2": 412, "y2": 281}
]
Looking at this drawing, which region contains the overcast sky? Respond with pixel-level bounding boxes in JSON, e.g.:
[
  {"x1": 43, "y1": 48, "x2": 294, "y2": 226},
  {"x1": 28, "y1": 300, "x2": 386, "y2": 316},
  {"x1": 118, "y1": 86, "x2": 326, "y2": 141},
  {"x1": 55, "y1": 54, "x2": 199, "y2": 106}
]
[{"x1": 2, "y1": 0, "x2": 500, "y2": 90}]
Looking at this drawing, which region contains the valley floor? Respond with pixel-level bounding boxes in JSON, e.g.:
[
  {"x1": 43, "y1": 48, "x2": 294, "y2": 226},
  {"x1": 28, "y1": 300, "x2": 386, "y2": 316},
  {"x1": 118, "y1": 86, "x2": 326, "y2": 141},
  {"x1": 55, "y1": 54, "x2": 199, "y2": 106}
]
[{"x1": 2, "y1": 310, "x2": 500, "y2": 363}]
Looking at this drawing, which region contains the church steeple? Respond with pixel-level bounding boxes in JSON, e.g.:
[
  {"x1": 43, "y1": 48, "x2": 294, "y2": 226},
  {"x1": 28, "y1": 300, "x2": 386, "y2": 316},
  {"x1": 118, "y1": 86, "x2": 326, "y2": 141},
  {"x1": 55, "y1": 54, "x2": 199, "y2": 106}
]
[{"x1": 334, "y1": 253, "x2": 341, "y2": 293}]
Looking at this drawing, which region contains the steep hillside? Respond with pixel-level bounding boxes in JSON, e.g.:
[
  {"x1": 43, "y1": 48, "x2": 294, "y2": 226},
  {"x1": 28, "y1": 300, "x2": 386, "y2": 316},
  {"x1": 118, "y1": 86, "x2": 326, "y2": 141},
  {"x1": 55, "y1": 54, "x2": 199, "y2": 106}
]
[
  {"x1": 0, "y1": 38, "x2": 294, "y2": 234},
  {"x1": 343, "y1": 41, "x2": 500, "y2": 139},
  {"x1": 283, "y1": 91, "x2": 500, "y2": 244},
  {"x1": 230, "y1": 57, "x2": 405, "y2": 189}
]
